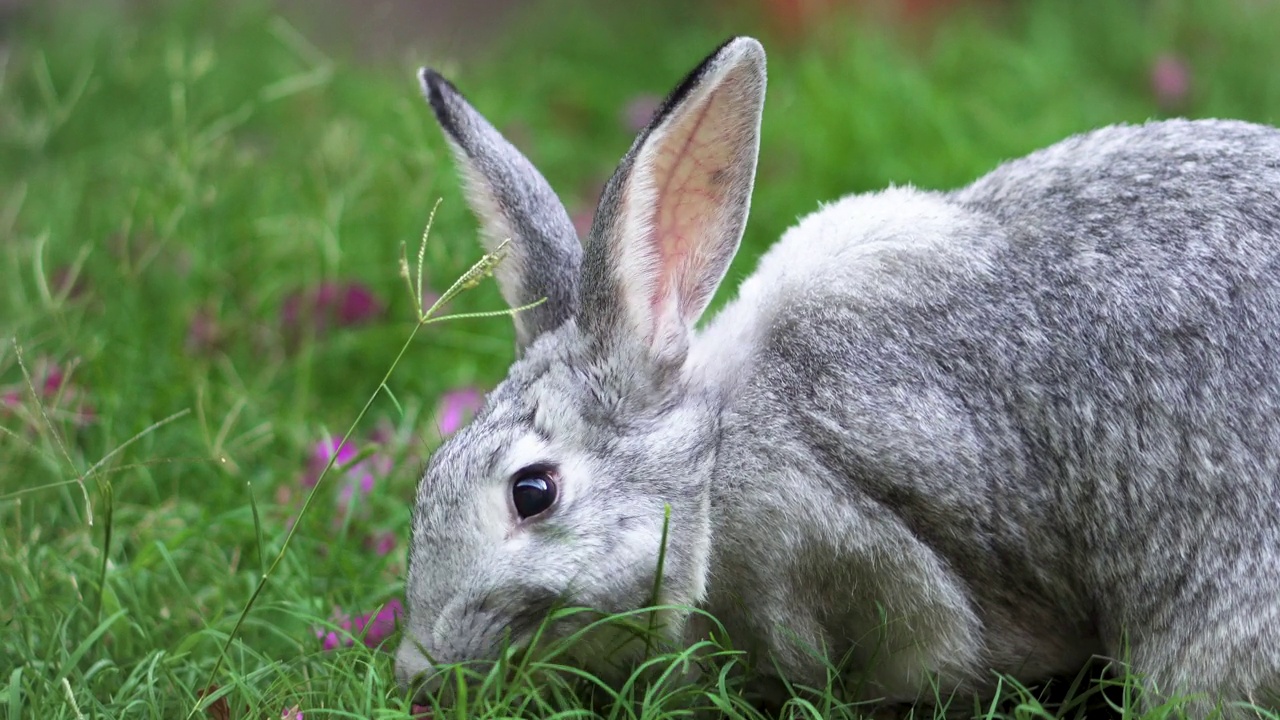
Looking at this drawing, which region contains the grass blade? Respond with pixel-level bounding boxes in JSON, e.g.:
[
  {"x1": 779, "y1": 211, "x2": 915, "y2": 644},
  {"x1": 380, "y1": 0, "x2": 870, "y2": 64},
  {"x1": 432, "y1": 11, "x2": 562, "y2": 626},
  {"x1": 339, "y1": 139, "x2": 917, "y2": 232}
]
[
  {"x1": 93, "y1": 480, "x2": 114, "y2": 623},
  {"x1": 6, "y1": 667, "x2": 22, "y2": 720},
  {"x1": 247, "y1": 479, "x2": 266, "y2": 579},
  {"x1": 56, "y1": 609, "x2": 127, "y2": 682}
]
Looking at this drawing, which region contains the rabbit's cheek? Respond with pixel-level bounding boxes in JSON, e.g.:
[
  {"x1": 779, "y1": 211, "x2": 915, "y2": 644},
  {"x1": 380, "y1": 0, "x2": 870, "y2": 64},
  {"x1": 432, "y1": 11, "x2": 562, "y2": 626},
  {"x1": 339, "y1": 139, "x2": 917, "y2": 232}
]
[{"x1": 431, "y1": 595, "x2": 498, "y2": 662}]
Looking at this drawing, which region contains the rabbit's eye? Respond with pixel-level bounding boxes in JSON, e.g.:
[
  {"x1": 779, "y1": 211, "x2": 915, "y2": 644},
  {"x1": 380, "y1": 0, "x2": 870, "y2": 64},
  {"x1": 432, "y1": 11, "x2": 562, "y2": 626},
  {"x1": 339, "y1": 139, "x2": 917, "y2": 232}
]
[{"x1": 512, "y1": 466, "x2": 558, "y2": 520}]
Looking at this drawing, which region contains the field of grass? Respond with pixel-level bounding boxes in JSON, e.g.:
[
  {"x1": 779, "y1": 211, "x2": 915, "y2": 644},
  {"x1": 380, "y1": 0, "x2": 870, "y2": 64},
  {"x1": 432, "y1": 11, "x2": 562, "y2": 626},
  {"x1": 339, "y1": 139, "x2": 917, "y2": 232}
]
[{"x1": 4, "y1": 0, "x2": 1280, "y2": 717}]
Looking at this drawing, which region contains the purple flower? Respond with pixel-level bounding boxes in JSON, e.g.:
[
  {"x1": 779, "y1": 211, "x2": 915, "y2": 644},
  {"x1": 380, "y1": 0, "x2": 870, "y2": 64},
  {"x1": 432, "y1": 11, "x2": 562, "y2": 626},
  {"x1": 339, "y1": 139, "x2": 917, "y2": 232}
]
[
  {"x1": 354, "y1": 598, "x2": 404, "y2": 647},
  {"x1": 315, "y1": 599, "x2": 404, "y2": 650},
  {"x1": 279, "y1": 290, "x2": 308, "y2": 329},
  {"x1": 42, "y1": 368, "x2": 65, "y2": 396},
  {"x1": 1151, "y1": 53, "x2": 1191, "y2": 112},
  {"x1": 317, "y1": 624, "x2": 345, "y2": 652},
  {"x1": 301, "y1": 437, "x2": 358, "y2": 488},
  {"x1": 336, "y1": 283, "x2": 382, "y2": 325},
  {"x1": 302, "y1": 434, "x2": 395, "y2": 523},
  {"x1": 436, "y1": 387, "x2": 484, "y2": 437},
  {"x1": 281, "y1": 707, "x2": 302, "y2": 720},
  {"x1": 0, "y1": 358, "x2": 98, "y2": 427},
  {"x1": 367, "y1": 531, "x2": 396, "y2": 556},
  {"x1": 281, "y1": 281, "x2": 385, "y2": 336},
  {"x1": 315, "y1": 606, "x2": 353, "y2": 651}
]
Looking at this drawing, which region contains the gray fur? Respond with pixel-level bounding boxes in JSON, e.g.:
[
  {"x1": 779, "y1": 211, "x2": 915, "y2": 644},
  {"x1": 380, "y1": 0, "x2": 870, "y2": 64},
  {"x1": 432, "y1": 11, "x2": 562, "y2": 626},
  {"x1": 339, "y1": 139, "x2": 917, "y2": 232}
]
[{"x1": 398, "y1": 36, "x2": 1280, "y2": 718}]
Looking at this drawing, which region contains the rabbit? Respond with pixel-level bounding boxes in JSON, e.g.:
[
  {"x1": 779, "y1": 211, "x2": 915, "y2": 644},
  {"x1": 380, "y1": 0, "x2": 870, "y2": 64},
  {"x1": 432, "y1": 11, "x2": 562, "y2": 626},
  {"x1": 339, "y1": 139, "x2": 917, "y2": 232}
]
[{"x1": 395, "y1": 34, "x2": 1280, "y2": 718}]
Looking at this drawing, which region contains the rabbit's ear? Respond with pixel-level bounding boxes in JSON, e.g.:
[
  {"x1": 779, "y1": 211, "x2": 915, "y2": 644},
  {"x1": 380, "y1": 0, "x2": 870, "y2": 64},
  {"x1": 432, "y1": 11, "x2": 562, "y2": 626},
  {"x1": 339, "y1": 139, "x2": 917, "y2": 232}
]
[
  {"x1": 419, "y1": 69, "x2": 582, "y2": 350},
  {"x1": 579, "y1": 37, "x2": 765, "y2": 364}
]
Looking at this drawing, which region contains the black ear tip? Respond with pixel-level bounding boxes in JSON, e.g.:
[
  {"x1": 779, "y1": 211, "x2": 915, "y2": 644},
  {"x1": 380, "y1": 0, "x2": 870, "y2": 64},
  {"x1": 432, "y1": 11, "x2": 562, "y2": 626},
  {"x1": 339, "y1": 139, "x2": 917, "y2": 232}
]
[
  {"x1": 418, "y1": 67, "x2": 463, "y2": 130},
  {"x1": 418, "y1": 67, "x2": 444, "y2": 88},
  {"x1": 418, "y1": 68, "x2": 451, "y2": 102}
]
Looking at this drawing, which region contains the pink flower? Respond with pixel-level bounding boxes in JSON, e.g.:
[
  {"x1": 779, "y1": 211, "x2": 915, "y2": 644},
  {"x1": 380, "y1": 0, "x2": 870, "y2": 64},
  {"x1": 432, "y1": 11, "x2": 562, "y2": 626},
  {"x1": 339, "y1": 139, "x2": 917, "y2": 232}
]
[
  {"x1": 316, "y1": 608, "x2": 351, "y2": 651},
  {"x1": 436, "y1": 387, "x2": 484, "y2": 437},
  {"x1": 0, "y1": 358, "x2": 97, "y2": 428},
  {"x1": 366, "y1": 531, "x2": 396, "y2": 556},
  {"x1": 368, "y1": 418, "x2": 396, "y2": 446},
  {"x1": 621, "y1": 93, "x2": 662, "y2": 133},
  {"x1": 281, "y1": 707, "x2": 302, "y2": 720},
  {"x1": 305, "y1": 435, "x2": 393, "y2": 492},
  {"x1": 42, "y1": 368, "x2": 65, "y2": 396},
  {"x1": 297, "y1": 430, "x2": 396, "y2": 528},
  {"x1": 336, "y1": 464, "x2": 377, "y2": 501},
  {"x1": 1151, "y1": 53, "x2": 1191, "y2": 112},
  {"x1": 318, "y1": 629, "x2": 342, "y2": 651},
  {"x1": 301, "y1": 437, "x2": 358, "y2": 488},
  {"x1": 355, "y1": 598, "x2": 404, "y2": 647},
  {"x1": 315, "y1": 599, "x2": 404, "y2": 650},
  {"x1": 336, "y1": 284, "x2": 382, "y2": 325},
  {"x1": 281, "y1": 281, "x2": 385, "y2": 335},
  {"x1": 73, "y1": 403, "x2": 97, "y2": 426}
]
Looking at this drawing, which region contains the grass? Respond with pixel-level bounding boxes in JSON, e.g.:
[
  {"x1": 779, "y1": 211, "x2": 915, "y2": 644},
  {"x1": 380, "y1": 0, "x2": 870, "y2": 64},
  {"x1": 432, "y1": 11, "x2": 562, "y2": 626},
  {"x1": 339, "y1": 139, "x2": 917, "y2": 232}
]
[{"x1": 3, "y1": 0, "x2": 1280, "y2": 717}]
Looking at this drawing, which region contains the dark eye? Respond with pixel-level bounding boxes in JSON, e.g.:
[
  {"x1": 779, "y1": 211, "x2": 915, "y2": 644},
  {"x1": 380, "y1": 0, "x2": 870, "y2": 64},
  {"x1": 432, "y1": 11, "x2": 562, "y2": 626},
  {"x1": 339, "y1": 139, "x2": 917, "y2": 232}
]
[{"x1": 512, "y1": 466, "x2": 558, "y2": 520}]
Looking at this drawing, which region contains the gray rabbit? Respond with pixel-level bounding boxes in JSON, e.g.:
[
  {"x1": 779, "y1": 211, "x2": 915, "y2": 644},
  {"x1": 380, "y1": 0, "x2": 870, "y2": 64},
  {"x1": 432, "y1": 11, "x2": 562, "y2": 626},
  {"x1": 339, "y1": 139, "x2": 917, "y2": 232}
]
[{"x1": 395, "y1": 35, "x2": 1280, "y2": 718}]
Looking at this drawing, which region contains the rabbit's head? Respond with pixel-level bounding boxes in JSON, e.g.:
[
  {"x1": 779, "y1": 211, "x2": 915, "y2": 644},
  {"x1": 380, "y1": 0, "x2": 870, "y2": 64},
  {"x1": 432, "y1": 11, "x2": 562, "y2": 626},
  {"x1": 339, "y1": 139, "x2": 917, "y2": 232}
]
[{"x1": 395, "y1": 37, "x2": 766, "y2": 697}]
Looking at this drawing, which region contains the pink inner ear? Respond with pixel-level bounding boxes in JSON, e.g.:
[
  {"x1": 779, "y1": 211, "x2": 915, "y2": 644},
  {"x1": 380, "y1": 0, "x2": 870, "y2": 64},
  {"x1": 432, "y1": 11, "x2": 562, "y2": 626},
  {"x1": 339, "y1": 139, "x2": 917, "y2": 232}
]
[{"x1": 644, "y1": 86, "x2": 743, "y2": 322}]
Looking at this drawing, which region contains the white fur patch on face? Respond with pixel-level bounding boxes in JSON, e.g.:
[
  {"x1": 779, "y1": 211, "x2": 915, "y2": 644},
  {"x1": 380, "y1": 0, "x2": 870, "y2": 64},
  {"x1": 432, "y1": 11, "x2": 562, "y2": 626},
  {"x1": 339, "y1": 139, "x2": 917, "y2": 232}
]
[
  {"x1": 501, "y1": 433, "x2": 553, "y2": 479},
  {"x1": 553, "y1": 452, "x2": 593, "y2": 518},
  {"x1": 475, "y1": 477, "x2": 514, "y2": 543},
  {"x1": 458, "y1": 433, "x2": 552, "y2": 547}
]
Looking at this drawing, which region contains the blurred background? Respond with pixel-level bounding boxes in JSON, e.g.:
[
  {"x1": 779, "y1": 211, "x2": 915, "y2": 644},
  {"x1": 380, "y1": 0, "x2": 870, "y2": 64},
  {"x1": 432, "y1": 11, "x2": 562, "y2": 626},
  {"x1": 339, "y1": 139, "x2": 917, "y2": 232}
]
[
  {"x1": 3, "y1": 1, "x2": 1280, "y2": 716},
  {"x1": 15, "y1": 0, "x2": 1257, "y2": 432}
]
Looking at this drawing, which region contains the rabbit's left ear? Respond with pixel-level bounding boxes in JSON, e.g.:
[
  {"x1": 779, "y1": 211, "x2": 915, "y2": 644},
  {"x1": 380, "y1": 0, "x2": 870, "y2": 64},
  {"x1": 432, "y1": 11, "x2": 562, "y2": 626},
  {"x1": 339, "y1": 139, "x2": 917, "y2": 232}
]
[
  {"x1": 419, "y1": 68, "x2": 583, "y2": 351},
  {"x1": 578, "y1": 37, "x2": 766, "y2": 365}
]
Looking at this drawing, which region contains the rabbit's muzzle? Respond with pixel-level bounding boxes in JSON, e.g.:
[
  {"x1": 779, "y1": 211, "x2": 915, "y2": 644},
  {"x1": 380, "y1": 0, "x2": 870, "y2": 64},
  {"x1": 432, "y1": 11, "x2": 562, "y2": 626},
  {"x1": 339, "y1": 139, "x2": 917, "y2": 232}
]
[
  {"x1": 394, "y1": 633, "x2": 537, "y2": 706},
  {"x1": 394, "y1": 586, "x2": 563, "y2": 701},
  {"x1": 393, "y1": 637, "x2": 439, "y2": 703}
]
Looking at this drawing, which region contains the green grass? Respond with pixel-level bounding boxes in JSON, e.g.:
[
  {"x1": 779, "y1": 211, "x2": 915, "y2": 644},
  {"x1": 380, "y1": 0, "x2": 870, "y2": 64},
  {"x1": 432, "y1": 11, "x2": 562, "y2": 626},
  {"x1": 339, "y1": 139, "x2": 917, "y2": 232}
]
[{"x1": 4, "y1": 0, "x2": 1280, "y2": 717}]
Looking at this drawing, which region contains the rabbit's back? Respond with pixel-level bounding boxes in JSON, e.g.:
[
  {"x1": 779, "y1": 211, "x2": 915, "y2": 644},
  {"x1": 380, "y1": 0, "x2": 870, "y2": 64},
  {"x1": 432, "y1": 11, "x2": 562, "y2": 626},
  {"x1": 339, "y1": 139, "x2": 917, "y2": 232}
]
[
  {"x1": 944, "y1": 118, "x2": 1280, "y2": 555},
  {"x1": 702, "y1": 118, "x2": 1280, "y2": 709},
  {"x1": 955, "y1": 120, "x2": 1280, "y2": 700}
]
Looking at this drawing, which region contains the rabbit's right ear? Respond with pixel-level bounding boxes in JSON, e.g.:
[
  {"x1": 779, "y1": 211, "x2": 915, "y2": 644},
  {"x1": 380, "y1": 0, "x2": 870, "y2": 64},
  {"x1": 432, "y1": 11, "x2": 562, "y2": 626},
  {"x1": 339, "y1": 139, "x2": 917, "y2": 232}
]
[
  {"x1": 419, "y1": 69, "x2": 582, "y2": 350},
  {"x1": 577, "y1": 38, "x2": 766, "y2": 367}
]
